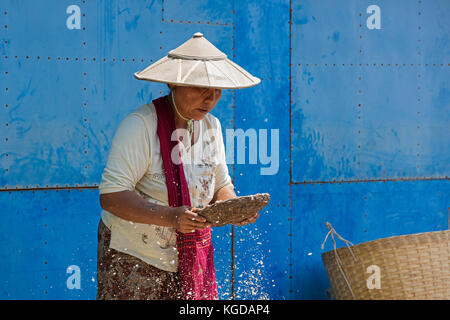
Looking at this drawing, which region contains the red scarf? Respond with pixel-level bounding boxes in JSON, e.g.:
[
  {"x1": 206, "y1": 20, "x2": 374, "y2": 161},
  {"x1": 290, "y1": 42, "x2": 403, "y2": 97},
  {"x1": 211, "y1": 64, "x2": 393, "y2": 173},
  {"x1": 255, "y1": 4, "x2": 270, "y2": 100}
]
[{"x1": 153, "y1": 95, "x2": 218, "y2": 300}]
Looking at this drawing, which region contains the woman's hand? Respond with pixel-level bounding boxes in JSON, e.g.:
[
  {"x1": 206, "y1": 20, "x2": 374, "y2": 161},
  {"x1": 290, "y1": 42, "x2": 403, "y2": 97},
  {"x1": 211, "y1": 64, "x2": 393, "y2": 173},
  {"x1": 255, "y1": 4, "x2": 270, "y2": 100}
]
[
  {"x1": 234, "y1": 212, "x2": 260, "y2": 227},
  {"x1": 170, "y1": 206, "x2": 211, "y2": 234}
]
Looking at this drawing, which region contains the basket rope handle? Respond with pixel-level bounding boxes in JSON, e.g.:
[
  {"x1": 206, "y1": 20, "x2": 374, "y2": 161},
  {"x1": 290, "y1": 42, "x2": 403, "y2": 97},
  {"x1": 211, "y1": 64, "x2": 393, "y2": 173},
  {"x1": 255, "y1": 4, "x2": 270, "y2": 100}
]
[{"x1": 321, "y1": 222, "x2": 358, "y2": 300}]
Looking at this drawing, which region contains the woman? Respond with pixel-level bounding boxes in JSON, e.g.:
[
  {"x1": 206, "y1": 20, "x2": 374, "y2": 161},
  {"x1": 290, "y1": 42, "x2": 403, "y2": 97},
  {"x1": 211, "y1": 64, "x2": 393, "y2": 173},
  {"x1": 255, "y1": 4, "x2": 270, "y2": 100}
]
[{"x1": 97, "y1": 32, "x2": 261, "y2": 300}]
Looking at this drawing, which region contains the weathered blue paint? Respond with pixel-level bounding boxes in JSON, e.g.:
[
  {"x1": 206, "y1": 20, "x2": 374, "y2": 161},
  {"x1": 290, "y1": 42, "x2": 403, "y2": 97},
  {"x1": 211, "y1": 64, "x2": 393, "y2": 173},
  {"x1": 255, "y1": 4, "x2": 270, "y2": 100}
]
[{"x1": 0, "y1": 0, "x2": 448, "y2": 300}]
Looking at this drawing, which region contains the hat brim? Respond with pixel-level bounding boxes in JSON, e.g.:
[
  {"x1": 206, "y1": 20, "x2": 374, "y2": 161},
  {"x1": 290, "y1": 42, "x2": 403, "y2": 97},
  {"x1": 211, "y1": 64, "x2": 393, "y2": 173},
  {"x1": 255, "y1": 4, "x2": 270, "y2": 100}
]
[{"x1": 134, "y1": 56, "x2": 261, "y2": 89}]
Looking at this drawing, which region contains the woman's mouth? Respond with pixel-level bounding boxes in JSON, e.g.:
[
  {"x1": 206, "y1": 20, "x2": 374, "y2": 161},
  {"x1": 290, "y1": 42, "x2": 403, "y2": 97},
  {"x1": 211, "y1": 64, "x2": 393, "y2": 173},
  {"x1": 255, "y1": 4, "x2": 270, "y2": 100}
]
[{"x1": 197, "y1": 108, "x2": 209, "y2": 114}]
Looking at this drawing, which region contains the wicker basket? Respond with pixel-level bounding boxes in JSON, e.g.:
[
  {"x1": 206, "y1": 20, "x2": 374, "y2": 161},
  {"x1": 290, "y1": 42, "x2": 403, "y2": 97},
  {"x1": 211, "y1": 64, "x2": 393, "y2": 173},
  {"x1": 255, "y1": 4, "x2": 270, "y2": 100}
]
[{"x1": 321, "y1": 223, "x2": 450, "y2": 300}]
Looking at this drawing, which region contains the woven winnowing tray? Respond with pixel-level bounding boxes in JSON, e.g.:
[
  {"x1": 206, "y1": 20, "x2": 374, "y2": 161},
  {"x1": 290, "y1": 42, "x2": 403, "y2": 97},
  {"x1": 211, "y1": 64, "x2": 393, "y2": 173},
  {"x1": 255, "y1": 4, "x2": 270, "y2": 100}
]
[{"x1": 197, "y1": 193, "x2": 270, "y2": 227}]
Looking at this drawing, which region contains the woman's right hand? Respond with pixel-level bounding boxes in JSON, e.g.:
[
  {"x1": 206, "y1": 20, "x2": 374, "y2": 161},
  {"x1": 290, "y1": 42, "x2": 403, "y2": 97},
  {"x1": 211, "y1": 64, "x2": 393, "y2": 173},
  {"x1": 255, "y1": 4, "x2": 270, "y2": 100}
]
[{"x1": 170, "y1": 206, "x2": 211, "y2": 234}]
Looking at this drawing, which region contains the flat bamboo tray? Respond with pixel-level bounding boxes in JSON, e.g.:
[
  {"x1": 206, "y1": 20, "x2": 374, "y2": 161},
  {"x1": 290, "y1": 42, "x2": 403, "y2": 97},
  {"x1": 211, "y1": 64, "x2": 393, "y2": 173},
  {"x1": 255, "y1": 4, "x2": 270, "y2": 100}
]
[{"x1": 198, "y1": 193, "x2": 270, "y2": 227}]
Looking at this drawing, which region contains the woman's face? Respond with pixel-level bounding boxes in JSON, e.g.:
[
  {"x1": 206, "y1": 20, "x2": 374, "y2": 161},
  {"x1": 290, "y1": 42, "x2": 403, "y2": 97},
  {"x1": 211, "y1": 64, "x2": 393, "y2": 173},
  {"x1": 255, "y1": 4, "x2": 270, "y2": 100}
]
[{"x1": 170, "y1": 85, "x2": 222, "y2": 120}]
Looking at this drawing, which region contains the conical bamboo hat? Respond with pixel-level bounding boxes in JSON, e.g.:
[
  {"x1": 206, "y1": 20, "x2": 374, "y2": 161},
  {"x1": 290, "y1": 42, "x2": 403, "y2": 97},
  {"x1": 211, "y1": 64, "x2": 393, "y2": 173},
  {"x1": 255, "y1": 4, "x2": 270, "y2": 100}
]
[{"x1": 134, "y1": 32, "x2": 261, "y2": 89}]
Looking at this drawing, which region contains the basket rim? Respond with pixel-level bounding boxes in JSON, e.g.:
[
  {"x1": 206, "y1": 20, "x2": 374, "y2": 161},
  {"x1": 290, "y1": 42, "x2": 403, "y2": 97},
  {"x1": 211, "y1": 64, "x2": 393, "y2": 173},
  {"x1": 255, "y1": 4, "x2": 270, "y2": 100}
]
[{"x1": 321, "y1": 229, "x2": 450, "y2": 257}]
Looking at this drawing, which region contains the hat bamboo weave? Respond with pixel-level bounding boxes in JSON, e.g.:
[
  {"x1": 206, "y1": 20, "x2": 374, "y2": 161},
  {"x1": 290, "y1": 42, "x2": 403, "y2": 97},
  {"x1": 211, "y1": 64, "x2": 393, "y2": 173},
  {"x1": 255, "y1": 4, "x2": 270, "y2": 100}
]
[
  {"x1": 321, "y1": 222, "x2": 450, "y2": 300},
  {"x1": 134, "y1": 32, "x2": 261, "y2": 89},
  {"x1": 197, "y1": 193, "x2": 270, "y2": 227}
]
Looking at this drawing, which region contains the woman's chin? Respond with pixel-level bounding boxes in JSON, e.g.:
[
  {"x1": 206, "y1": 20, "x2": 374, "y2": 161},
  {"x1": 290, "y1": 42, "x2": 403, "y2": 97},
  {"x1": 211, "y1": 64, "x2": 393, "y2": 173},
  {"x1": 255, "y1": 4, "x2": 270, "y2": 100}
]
[{"x1": 194, "y1": 110, "x2": 209, "y2": 119}]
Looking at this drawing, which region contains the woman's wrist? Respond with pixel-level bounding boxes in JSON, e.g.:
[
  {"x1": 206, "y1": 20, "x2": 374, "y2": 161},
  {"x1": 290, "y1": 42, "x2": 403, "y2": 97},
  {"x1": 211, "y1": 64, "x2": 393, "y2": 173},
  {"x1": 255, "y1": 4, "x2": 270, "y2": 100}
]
[
  {"x1": 140, "y1": 200, "x2": 176, "y2": 228},
  {"x1": 166, "y1": 206, "x2": 179, "y2": 229}
]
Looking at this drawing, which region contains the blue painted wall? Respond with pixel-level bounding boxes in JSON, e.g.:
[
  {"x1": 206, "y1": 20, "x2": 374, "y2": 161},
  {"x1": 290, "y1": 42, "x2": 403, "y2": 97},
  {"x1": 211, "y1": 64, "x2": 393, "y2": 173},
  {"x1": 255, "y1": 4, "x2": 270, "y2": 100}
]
[{"x1": 0, "y1": 0, "x2": 448, "y2": 299}]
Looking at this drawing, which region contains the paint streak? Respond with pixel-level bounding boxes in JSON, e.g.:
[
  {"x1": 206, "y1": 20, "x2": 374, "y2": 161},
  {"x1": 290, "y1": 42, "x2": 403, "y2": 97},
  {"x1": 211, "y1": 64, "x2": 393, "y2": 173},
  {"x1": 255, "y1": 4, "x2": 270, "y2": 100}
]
[
  {"x1": 332, "y1": 32, "x2": 340, "y2": 42},
  {"x1": 125, "y1": 15, "x2": 140, "y2": 31}
]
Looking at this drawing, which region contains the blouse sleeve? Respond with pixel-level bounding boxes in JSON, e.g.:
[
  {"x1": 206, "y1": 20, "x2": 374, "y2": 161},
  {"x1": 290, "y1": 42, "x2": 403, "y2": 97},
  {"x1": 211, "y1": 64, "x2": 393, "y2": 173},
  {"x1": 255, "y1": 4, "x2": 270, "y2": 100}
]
[
  {"x1": 213, "y1": 118, "x2": 234, "y2": 194},
  {"x1": 99, "y1": 113, "x2": 151, "y2": 194}
]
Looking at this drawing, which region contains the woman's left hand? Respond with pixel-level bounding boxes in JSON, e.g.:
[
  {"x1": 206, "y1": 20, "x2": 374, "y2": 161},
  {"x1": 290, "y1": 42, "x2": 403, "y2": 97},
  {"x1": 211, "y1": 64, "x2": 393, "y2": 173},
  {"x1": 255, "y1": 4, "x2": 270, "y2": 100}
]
[{"x1": 234, "y1": 212, "x2": 260, "y2": 226}]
